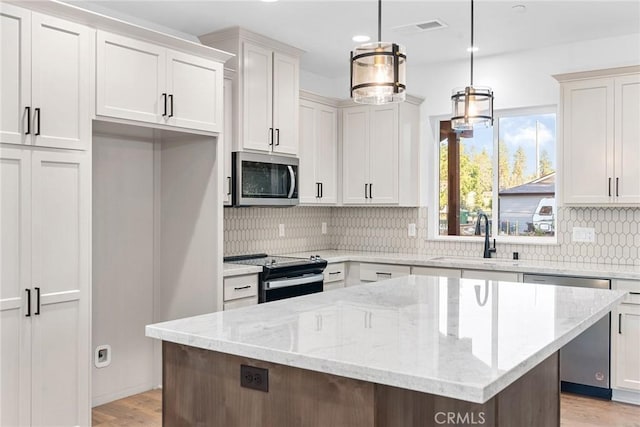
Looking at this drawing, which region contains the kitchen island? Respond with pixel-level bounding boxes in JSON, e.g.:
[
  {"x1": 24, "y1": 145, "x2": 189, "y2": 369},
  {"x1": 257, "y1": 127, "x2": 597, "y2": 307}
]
[{"x1": 146, "y1": 275, "x2": 626, "y2": 426}]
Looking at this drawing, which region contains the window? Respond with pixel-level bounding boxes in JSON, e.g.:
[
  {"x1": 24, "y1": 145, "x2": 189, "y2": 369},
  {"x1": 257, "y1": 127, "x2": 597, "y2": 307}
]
[{"x1": 437, "y1": 109, "x2": 556, "y2": 240}]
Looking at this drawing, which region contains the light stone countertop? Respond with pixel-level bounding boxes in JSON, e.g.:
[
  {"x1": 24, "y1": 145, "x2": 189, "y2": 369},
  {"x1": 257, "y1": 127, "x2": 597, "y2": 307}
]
[
  {"x1": 281, "y1": 250, "x2": 640, "y2": 281},
  {"x1": 147, "y1": 275, "x2": 626, "y2": 403}
]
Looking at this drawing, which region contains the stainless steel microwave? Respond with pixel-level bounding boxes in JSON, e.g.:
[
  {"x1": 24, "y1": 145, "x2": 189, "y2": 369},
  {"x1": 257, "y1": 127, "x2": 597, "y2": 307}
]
[{"x1": 232, "y1": 152, "x2": 299, "y2": 206}]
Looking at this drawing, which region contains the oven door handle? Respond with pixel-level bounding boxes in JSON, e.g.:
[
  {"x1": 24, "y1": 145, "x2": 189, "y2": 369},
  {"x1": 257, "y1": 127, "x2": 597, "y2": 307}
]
[
  {"x1": 287, "y1": 165, "x2": 296, "y2": 199},
  {"x1": 265, "y1": 273, "x2": 324, "y2": 290}
]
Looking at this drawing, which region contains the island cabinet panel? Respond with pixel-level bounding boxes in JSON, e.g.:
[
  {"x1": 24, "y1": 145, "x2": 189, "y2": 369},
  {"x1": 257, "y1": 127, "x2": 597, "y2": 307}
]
[{"x1": 162, "y1": 342, "x2": 560, "y2": 427}]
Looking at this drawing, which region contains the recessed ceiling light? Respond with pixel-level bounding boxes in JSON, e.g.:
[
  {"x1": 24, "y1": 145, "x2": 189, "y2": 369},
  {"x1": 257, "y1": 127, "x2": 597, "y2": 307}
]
[
  {"x1": 352, "y1": 35, "x2": 371, "y2": 43},
  {"x1": 261, "y1": 0, "x2": 278, "y2": 2},
  {"x1": 467, "y1": 46, "x2": 479, "y2": 53},
  {"x1": 512, "y1": 4, "x2": 526, "y2": 14}
]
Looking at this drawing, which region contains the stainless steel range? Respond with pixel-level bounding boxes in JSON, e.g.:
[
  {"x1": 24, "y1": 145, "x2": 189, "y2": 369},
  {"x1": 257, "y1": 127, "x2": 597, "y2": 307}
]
[{"x1": 224, "y1": 254, "x2": 327, "y2": 303}]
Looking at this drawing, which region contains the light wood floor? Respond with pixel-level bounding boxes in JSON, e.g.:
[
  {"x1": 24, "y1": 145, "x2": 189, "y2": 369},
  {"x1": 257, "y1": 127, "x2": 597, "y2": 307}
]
[{"x1": 92, "y1": 389, "x2": 640, "y2": 426}]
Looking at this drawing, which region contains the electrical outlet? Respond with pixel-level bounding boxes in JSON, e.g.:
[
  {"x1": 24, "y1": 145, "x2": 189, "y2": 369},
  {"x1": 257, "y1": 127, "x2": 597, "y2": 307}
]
[
  {"x1": 572, "y1": 227, "x2": 595, "y2": 243},
  {"x1": 240, "y1": 364, "x2": 269, "y2": 392},
  {"x1": 95, "y1": 345, "x2": 111, "y2": 368},
  {"x1": 278, "y1": 224, "x2": 285, "y2": 237},
  {"x1": 408, "y1": 223, "x2": 417, "y2": 237},
  {"x1": 321, "y1": 222, "x2": 327, "y2": 234}
]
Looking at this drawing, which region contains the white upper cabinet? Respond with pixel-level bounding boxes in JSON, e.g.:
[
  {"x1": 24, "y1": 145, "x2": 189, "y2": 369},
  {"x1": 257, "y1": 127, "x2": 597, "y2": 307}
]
[
  {"x1": 341, "y1": 98, "x2": 421, "y2": 206},
  {"x1": 0, "y1": 4, "x2": 91, "y2": 150},
  {"x1": 97, "y1": 30, "x2": 223, "y2": 133},
  {"x1": 557, "y1": 67, "x2": 640, "y2": 206},
  {"x1": 199, "y1": 27, "x2": 303, "y2": 155},
  {"x1": 299, "y1": 95, "x2": 338, "y2": 205},
  {"x1": 223, "y1": 72, "x2": 234, "y2": 205}
]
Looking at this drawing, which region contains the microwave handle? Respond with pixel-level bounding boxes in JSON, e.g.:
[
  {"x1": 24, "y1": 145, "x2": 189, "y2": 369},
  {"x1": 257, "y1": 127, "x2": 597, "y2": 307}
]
[{"x1": 287, "y1": 165, "x2": 296, "y2": 198}]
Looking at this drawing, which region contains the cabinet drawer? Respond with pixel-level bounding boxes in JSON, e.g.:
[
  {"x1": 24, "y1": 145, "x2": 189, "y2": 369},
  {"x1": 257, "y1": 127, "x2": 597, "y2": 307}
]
[
  {"x1": 224, "y1": 274, "x2": 258, "y2": 301},
  {"x1": 412, "y1": 266, "x2": 461, "y2": 278},
  {"x1": 616, "y1": 280, "x2": 640, "y2": 305},
  {"x1": 360, "y1": 263, "x2": 410, "y2": 282},
  {"x1": 462, "y1": 269, "x2": 520, "y2": 282},
  {"x1": 224, "y1": 296, "x2": 258, "y2": 311},
  {"x1": 324, "y1": 263, "x2": 346, "y2": 283}
]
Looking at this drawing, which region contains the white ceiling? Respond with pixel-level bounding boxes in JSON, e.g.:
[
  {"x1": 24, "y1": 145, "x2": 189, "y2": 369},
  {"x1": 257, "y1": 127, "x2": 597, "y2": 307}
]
[{"x1": 70, "y1": 0, "x2": 640, "y2": 79}]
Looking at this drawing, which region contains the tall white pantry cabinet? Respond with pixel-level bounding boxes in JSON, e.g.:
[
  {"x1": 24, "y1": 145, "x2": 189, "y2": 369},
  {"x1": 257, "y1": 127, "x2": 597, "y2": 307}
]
[{"x1": 1, "y1": 3, "x2": 92, "y2": 426}]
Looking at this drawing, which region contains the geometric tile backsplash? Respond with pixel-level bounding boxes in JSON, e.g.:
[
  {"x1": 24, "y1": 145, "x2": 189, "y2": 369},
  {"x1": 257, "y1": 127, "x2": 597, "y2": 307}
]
[{"x1": 224, "y1": 206, "x2": 640, "y2": 266}]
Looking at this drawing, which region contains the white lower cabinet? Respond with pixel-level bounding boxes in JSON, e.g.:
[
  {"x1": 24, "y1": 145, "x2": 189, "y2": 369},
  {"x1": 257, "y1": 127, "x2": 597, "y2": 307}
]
[
  {"x1": 359, "y1": 263, "x2": 410, "y2": 283},
  {"x1": 223, "y1": 274, "x2": 258, "y2": 310},
  {"x1": 612, "y1": 280, "x2": 640, "y2": 401},
  {"x1": 0, "y1": 145, "x2": 90, "y2": 426},
  {"x1": 412, "y1": 266, "x2": 462, "y2": 278},
  {"x1": 323, "y1": 263, "x2": 346, "y2": 291},
  {"x1": 461, "y1": 269, "x2": 520, "y2": 282}
]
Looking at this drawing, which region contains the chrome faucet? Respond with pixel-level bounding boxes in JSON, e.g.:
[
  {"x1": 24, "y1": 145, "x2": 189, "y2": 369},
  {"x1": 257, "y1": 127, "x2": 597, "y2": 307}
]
[{"x1": 478, "y1": 213, "x2": 496, "y2": 258}]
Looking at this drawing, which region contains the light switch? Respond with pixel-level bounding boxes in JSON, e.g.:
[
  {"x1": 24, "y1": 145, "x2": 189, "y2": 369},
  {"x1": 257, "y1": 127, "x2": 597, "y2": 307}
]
[
  {"x1": 408, "y1": 223, "x2": 417, "y2": 237},
  {"x1": 279, "y1": 224, "x2": 285, "y2": 237},
  {"x1": 321, "y1": 222, "x2": 327, "y2": 234}
]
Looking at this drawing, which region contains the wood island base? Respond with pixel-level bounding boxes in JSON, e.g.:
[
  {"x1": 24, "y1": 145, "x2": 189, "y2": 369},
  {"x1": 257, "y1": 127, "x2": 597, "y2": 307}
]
[{"x1": 162, "y1": 341, "x2": 559, "y2": 427}]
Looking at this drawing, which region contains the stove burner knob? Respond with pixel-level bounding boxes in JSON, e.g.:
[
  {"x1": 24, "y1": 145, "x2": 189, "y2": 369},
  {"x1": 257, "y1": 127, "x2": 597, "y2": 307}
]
[
  {"x1": 270, "y1": 259, "x2": 277, "y2": 265},
  {"x1": 310, "y1": 255, "x2": 316, "y2": 261}
]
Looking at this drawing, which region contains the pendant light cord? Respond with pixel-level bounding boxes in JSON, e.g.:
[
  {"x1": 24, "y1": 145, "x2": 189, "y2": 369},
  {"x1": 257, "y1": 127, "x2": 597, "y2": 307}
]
[
  {"x1": 470, "y1": 0, "x2": 474, "y2": 86},
  {"x1": 378, "y1": 0, "x2": 382, "y2": 42}
]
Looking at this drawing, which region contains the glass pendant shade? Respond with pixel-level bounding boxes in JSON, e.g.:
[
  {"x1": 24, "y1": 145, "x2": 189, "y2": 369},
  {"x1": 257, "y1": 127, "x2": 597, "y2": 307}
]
[
  {"x1": 351, "y1": 42, "x2": 406, "y2": 104},
  {"x1": 451, "y1": 85, "x2": 494, "y2": 131}
]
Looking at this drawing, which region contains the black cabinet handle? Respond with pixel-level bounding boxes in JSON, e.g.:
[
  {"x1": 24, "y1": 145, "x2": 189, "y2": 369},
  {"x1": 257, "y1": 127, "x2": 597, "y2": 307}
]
[
  {"x1": 619, "y1": 313, "x2": 622, "y2": 334},
  {"x1": 608, "y1": 178, "x2": 612, "y2": 197},
  {"x1": 34, "y1": 287, "x2": 40, "y2": 315},
  {"x1": 162, "y1": 93, "x2": 167, "y2": 116},
  {"x1": 34, "y1": 108, "x2": 40, "y2": 136},
  {"x1": 316, "y1": 183, "x2": 320, "y2": 198},
  {"x1": 369, "y1": 183, "x2": 373, "y2": 199},
  {"x1": 365, "y1": 183, "x2": 369, "y2": 199},
  {"x1": 629, "y1": 292, "x2": 640, "y2": 295},
  {"x1": 227, "y1": 177, "x2": 232, "y2": 196},
  {"x1": 329, "y1": 271, "x2": 341, "y2": 275},
  {"x1": 169, "y1": 94, "x2": 174, "y2": 117},
  {"x1": 25, "y1": 289, "x2": 31, "y2": 317},
  {"x1": 234, "y1": 285, "x2": 252, "y2": 291},
  {"x1": 275, "y1": 128, "x2": 280, "y2": 146},
  {"x1": 616, "y1": 177, "x2": 619, "y2": 197},
  {"x1": 320, "y1": 182, "x2": 323, "y2": 198},
  {"x1": 268, "y1": 128, "x2": 274, "y2": 146},
  {"x1": 25, "y1": 106, "x2": 31, "y2": 135}
]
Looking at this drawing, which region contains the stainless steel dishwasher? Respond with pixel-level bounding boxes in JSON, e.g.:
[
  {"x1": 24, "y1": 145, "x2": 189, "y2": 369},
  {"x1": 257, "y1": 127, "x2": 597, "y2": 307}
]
[{"x1": 522, "y1": 274, "x2": 612, "y2": 399}]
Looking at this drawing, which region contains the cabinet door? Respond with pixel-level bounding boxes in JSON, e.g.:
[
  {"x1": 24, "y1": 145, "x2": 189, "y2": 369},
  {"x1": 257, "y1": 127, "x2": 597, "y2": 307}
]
[
  {"x1": 166, "y1": 50, "x2": 223, "y2": 133},
  {"x1": 614, "y1": 306, "x2": 640, "y2": 391},
  {"x1": 315, "y1": 105, "x2": 338, "y2": 204},
  {"x1": 462, "y1": 269, "x2": 520, "y2": 282},
  {"x1": 342, "y1": 107, "x2": 369, "y2": 204},
  {"x1": 0, "y1": 146, "x2": 31, "y2": 427},
  {"x1": 223, "y1": 76, "x2": 233, "y2": 205},
  {"x1": 272, "y1": 51, "x2": 299, "y2": 155},
  {"x1": 0, "y1": 4, "x2": 31, "y2": 146},
  {"x1": 562, "y1": 78, "x2": 614, "y2": 204},
  {"x1": 614, "y1": 74, "x2": 640, "y2": 204},
  {"x1": 30, "y1": 150, "x2": 90, "y2": 427},
  {"x1": 299, "y1": 100, "x2": 318, "y2": 204},
  {"x1": 369, "y1": 105, "x2": 398, "y2": 204},
  {"x1": 242, "y1": 42, "x2": 272, "y2": 152},
  {"x1": 96, "y1": 31, "x2": 166, "y2": 124},
  {"x1": 31, "y1": 13, "x2": 91, "y2": 150}
]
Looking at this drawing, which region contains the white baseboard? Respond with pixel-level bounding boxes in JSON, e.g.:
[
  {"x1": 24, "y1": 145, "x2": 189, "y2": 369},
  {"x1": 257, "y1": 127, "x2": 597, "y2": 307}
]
[
  {"x1": 92, "y1": 382, "x2": 156, "y2": 408},
  {"x1": 612, "y1": 388, "x2": 640, "y2": 406}
]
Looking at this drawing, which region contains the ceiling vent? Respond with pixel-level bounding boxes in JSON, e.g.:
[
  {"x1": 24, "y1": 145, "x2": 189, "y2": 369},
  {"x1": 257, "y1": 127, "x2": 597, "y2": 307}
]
[{"x1": 392, "y1": 19, "x2": 448, "y2": 36}]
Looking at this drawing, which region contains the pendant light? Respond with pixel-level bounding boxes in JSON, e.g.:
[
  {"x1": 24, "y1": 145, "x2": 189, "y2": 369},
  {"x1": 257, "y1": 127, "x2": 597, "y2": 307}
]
[
  {"x1": 451, "y1": 0, "x2": 494, "y2": 131},
  {"x1": 350, "y1": 0, "x2": 406, "y2": 104}
]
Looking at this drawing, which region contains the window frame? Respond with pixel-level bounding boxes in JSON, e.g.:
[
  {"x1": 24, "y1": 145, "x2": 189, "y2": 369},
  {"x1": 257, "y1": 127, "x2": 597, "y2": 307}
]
[{"x1": 428, "y1": 105, "x2": 559, "y2": 245}]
